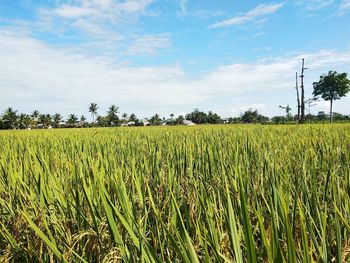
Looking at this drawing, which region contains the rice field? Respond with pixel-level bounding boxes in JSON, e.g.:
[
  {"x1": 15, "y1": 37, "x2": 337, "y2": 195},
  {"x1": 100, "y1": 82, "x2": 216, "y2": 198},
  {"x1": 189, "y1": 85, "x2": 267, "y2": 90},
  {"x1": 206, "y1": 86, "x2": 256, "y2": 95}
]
[{"x1": 0, "y1": 125, "x2": 349, "y2": 262}]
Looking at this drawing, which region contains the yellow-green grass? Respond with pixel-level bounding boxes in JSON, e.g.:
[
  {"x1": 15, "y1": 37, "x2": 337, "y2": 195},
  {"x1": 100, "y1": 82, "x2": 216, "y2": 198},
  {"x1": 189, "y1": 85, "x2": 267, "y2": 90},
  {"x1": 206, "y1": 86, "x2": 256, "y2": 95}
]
[{"x1": 0, "y1": 125, "x2": 349, "y2": 262}]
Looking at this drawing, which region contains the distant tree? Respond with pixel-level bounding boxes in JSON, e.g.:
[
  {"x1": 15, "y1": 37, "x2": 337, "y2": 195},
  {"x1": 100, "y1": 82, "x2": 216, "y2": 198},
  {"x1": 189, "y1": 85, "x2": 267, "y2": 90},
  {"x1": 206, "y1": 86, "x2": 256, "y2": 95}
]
[
  {"x1": 53, "y1": 113, "x2": 63, "y2": 128},
  {"x1": 39, "y1": 114, "x2": 51, "y2": 127},
  {"x1": 2, "y1": 107, "x2": 18, "y2": 129},
  {"x1": 129, "y1": 113, "x2": 137, "y2": 122},
  {"x1": 279, "y1": 105, "x2": 292, "y2": 121},
  {"x1": 241, "y1": 109, "x2": 258, "y2": 123},
  {"x1": 96, "y1": 115, "x2": 108, "y2": 127},
  {"x1": 107, "y1": 105, "x2": 119, "y2": 126},
  {"x1": 18, "y1": 113, "x2": 31, "y2": 129},
  {"x1": 170, "y1": 113, "x2": 174, "y2": 119},
  {"x1": 257, "y1": 114, "x2": 270, "y2": 124},
  {"x1": 89, "y1": 103, "x2": 99, "y2": 123},
  {"x1": 186, "y1": 108, "x2": 207, "y2": 124},
  {"x1": 271, "y1": 116, "x2": 287, "y2": 124},
  {"x1": 176, "y1": 115, "x2": 185, "y2": 125},
  {"x1": 31, "y1": 110, "x2": 40, "y2": 120},
  {"x1": 67, "y1": 114, "x2": 78, "y2": 125},
  {"x1": 80, "y1": 115, "x2": 87, "y2": 126},
  {"x1": 317, "y1": 111, "x2": 328, "y2": 121},
  {"x1": 150, "y1": 114, "x2": 162, "y2": 125},
  {"x1": 207, "y1": 111, "x2": 221, "y2": 124},
  {"x1": 313, "y1": 71, "x2": 350, "y2": 123},
  {"x1": 228, "y1": 117, "x2": 241, "y2": 124},
  {"x1": 122, "y1": 113, "x2": 128, "y2": 123}
]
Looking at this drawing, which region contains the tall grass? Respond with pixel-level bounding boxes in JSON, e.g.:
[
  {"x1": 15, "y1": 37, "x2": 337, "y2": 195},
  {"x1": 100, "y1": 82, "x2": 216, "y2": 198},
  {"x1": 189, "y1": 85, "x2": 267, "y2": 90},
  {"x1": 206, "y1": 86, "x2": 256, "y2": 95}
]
[{"x1": 0, "y1": 125, "x2": 349, "y2": 262}]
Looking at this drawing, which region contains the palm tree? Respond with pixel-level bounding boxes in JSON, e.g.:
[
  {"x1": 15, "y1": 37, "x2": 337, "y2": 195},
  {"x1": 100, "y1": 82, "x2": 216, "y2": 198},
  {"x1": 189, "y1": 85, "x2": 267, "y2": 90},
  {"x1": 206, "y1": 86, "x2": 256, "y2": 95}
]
[
  {"x1": 67, "y1": 114, "x2": 78, "y2": 125},
  {"x1": 88, "y1": 103, "x2": 98, "y2": 123},
  {"x1": 107, "y1": 105, "x2": 119, "y2": 126},
  {"x1": 38, "y1": 114, "x2": 51, "y2": 128},
  {"x1": 2, "y1": 107, "x2": 18, "y2": 129},
  {"x1": 18, "y1": 113, "x2": 31, "y2": 129},
  {"x1": 31, "y1": 110, "x2": 40, "y2": 120},
  {"x1": 53, "y1": 113, "x2": 63, "y2": 128},
  {"x1": 122, "y1": 113, "x2": 128, "y2": 123},
  {"x1": 129, "y1": 113, "x2": 137, "y2": 122}
]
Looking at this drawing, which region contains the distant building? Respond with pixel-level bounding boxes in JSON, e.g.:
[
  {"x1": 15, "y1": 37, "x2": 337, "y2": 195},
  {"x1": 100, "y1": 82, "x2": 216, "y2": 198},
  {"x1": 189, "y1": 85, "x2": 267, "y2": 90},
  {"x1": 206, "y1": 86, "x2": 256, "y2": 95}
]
[
  {"x1": 141, "y1": 119, "x2": 150, "y2": 126},
  {"x1": 183, "y1": 120, "x2": 195, "y2": 126}
]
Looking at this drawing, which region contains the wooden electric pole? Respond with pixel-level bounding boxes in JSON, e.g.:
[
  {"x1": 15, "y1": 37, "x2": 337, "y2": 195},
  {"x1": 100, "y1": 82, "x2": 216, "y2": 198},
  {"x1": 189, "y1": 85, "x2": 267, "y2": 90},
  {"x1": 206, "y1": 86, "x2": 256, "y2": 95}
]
[
  {"x1": 295, "y1": 72, "x2": 300, "y2": 121},
  {"x1": 300, "y1": 58, "x2": 307, "y2": 123}
]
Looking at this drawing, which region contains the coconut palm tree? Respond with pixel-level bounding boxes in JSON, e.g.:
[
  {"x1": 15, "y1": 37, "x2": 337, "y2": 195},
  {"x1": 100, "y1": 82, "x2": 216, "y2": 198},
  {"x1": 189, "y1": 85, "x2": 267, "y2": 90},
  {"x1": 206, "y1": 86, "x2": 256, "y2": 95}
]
[
  {"x1": 107, "y1": 105, "x2": 119, "y2": 126},
  {"x1": 38, "y1": 114, "x2": 51, "y2": 128},
  {"x1": 18, "y1": 113, "x2": 31, "y2": 129},
  {"x1": 88, "y1": 103, "x2": 98, "y2": 123},
  {"x1": 2, "y1": 107, "x2": 18, "y2": 129},
  {"x1": 122, "y1": 113, "x2": 128, "y2": 123},
  {"x1": 53, "y1": 113, "x2": 63, "y2": 128},
  {"x1": 67, "y1": 114, "x2": 78, "y2": 125}
]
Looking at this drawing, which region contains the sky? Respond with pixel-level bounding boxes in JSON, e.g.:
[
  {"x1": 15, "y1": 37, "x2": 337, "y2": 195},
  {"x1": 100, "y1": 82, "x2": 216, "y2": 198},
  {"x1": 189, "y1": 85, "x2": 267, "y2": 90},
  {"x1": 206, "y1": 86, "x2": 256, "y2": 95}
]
[{"x1": 0, "y1": 0, "x2": 350, "y2": 119}]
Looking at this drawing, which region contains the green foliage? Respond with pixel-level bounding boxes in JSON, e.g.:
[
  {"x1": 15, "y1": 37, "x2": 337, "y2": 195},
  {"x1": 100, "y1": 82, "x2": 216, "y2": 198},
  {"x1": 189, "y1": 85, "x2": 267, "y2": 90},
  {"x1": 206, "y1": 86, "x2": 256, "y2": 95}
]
[{"x1": 313, "y1": 71, "x2": 350, "y2": 122}]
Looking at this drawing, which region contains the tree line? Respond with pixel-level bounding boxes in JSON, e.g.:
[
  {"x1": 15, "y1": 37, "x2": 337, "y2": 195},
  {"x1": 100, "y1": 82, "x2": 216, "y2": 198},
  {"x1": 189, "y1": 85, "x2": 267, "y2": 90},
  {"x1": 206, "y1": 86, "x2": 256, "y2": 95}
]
[
  {"x1": 0, "y1": 69, "x2": 349, "y2": 130},
  {"x1": 1, "y1": 105, "x2": 349, "y2": 130}
]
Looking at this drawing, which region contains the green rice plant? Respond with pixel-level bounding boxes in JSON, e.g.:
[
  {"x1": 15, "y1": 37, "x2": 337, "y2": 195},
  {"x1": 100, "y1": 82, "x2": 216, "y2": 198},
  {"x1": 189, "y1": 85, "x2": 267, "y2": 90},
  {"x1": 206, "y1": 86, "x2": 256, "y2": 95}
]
[{"x1": 0, "y1": 124, "x2": 349, "y2": 262}]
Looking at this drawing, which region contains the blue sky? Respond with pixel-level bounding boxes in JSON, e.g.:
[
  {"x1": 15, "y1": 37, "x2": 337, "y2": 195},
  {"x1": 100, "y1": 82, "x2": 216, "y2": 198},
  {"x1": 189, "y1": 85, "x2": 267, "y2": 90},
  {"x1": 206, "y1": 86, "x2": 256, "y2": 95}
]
[{"x1": 1, "y1": 0, "x2": 350, "y2": 119}]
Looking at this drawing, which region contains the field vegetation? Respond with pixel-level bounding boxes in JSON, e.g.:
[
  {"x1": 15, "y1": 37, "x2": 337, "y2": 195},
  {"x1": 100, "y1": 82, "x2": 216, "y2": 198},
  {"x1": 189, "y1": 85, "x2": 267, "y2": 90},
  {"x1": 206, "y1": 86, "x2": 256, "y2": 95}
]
[{"x1": 0, "y1": 125, "x2": 350, "y2": 262}]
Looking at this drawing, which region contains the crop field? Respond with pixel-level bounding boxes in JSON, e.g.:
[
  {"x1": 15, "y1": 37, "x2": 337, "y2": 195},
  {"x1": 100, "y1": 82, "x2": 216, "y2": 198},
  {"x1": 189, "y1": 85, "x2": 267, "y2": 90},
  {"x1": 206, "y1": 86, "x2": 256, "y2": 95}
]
[{"x1": 0, "y1": 125, "x2": 350, "y2": 262}]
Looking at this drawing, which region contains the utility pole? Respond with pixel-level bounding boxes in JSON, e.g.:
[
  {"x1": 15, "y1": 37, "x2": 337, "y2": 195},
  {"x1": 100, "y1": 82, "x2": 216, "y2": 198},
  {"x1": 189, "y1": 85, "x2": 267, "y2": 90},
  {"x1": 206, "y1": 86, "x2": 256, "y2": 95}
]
[
  {"x1": 295, "y1": 72, "x2": 300, "y2": 121},
  {"x1": 300, "y1": 58, "x2": 308, "y2": 123}
]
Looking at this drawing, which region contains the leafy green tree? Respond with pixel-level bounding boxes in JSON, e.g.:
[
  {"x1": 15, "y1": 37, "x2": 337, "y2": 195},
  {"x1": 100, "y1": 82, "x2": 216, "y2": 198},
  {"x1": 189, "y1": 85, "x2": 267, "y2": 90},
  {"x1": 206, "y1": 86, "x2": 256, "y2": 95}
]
[
  {"x1": 129, "y1": 113, "x2": 137, "y2": 122},
  {"x1": 241, "y1": 109, "x2": 258, "y2": 123},
  {"x1": 176, "y1": 115, "x2": 185, "y2": 125},
  {"x1": 186, "y1": 108, "x2": 207, "y2": 124},
  {"x1": 96, "y1": 115, "x2": 108, "y2": 127},
  {"x1": 271, "y1": 116, "x2": 287, "y2": 124},
  {"x1": 313, "y1": 71, "x2": 350, "y2": 123},
  {"x1": 89, "y1": 103, "x2": 99, "y2": 123},
  {"x1": 2, "y1": 107, "x2": 18, "y2": 129},
  {"x1": 317, "y1": 111, "x2": 328, "y2": 121},
  {"x1": 207, "y1": 111, "x2": 221, "y2": 124}
]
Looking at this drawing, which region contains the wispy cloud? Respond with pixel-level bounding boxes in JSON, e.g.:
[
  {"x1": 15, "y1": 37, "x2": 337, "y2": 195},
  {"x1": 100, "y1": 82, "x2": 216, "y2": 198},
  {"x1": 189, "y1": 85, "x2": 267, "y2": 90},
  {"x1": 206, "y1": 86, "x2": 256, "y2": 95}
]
[
  {"x1": 54, "y1": 0, "x2": 154, "y2": 18},
  {"x1": 126, "y1": 34, "x2": 171, "y2": 55},
  {"x1": 178, "y1": 0, "x2": 188, "y2": 16},
  {"x1": 296, "y1": 0, "x2": 335, "y2": 10},
  {"x1": 210, "y1": 2, "x2": 284, "y2": 28},
  {"x1": 338, "y1": 0, "x2": 350, "y2": 15}
]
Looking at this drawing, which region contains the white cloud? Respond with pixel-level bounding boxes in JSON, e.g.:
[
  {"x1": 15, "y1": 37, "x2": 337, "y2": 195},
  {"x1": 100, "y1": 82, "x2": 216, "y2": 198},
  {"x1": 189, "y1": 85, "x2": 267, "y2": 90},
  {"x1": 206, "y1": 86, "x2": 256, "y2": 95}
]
[
  {"x1": 126, "y1": 34, "x2": 171, "y2": 55},
  {"x1": 179, "y1": 0, "x2": 188, "y2": 16},
  {"x1": 53, "y1": 0, "x2": 154, "y2": 18},
  {"x1": 338, "y1": 0, "x2": 350, "y2": 15},
  {"x1": 296, "y1": 0, "x2": 335, "y2": 10},
  {"x1": 210, "y1": 2, "x2": 284, "y2": 28},
  {"x1": 1, "y1": 31, "x2": 350, "y2": 118}
]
